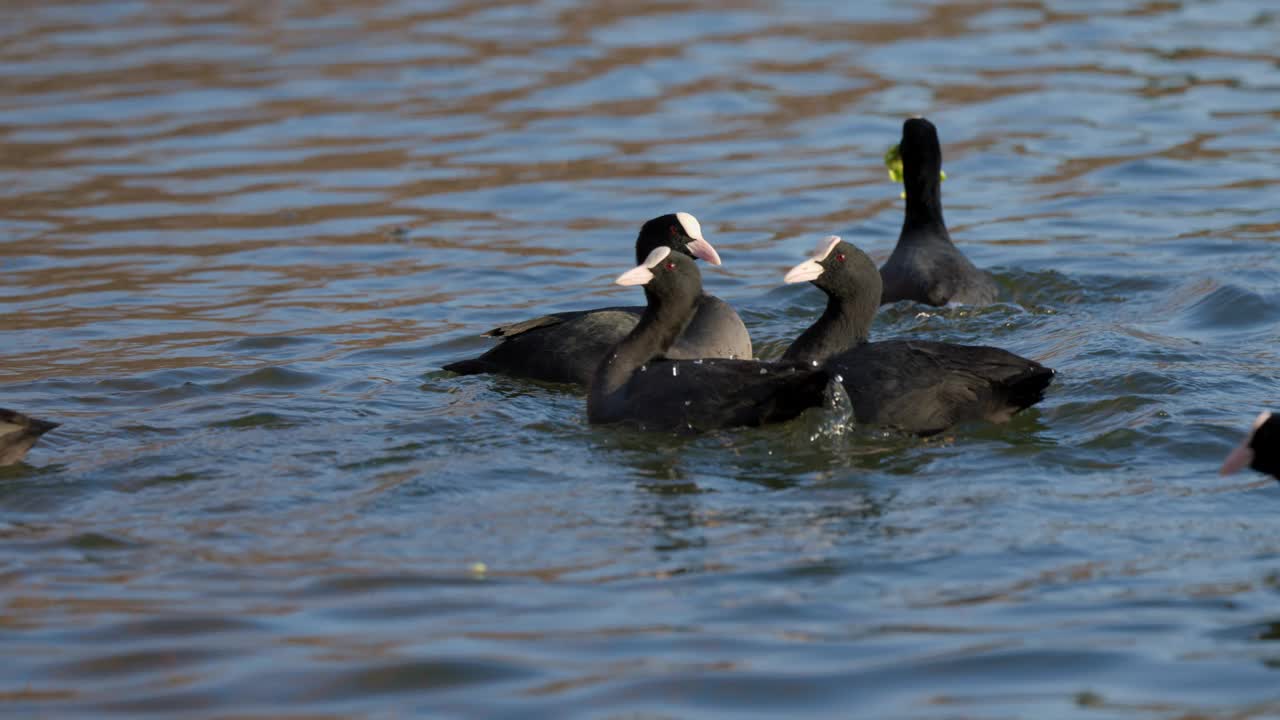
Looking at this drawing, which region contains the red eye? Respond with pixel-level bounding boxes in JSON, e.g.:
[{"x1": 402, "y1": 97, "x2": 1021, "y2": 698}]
[
  {"x1": 665, "y1": 261, "x2": 676, "y2": 270},
  {"x1": 836, "y1": 253, "x2": 846, "y2": 262},
  {"x1": 668, "y1": 226, "x2": 678, "y2": 238}
]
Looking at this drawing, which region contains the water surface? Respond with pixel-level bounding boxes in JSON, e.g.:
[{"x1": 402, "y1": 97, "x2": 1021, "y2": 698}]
[{"x1": 2, "y1": 0, "x2": 1280, "y2": 717}]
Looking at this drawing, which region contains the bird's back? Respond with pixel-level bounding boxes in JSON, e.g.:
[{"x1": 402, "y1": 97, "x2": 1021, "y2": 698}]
[
  {"x1": 880, "y1": 234, "x2": 997, "y2": 306},
  {"x1": 445, "y1": 308, "x2": 641, "y2": 385},
  {"x1": 827, "y1": 340, "x2": 1052, "y2": 434},
  {"x1": 589, "y1": 359, "x2": 831, "y2": 433}
]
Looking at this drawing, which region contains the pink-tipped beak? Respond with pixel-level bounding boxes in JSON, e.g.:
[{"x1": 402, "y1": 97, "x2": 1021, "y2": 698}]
[
  {"x1": 686, "y1": 237, "x2": 722, "y2": 266},
  {"x1": 1220, "y1": 442, "x2": 1255, "y2": 476},
  {"x1": 784, "y1": 258, "x2": 824, "y2": 284},
  {"x1": 615, "y1": 264, "x2": 655, "y2": 287}
]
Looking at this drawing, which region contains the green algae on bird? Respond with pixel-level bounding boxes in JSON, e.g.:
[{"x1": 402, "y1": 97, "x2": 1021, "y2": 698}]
[{"x1": 884, "y1": 143, "x2": 946, "y2": 197}]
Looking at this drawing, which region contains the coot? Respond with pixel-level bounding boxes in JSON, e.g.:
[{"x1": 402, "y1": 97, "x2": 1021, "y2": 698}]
[
  {"x1": 1220, "y1": 411, "x2": 1280, "y2": 480},
  {"x1": 880, "y1": 118, "x2": 998, "y2": 307},
  {"x1": 444, "y1": 213, "x2": 752, "y2": 385},
  {"x1": 784, "y1": 236, "x2": 1053, "y2": 435},
  {"x1": 589, "y1": 248, "x2": 830, "y2": 433}
]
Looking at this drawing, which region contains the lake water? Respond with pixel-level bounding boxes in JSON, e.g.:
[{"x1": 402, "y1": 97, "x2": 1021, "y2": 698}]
[{"x1": 3, "y1": 0, "x2": 1280, "y2": 717}]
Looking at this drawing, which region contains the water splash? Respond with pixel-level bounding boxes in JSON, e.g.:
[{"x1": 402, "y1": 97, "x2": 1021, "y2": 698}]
[{"x1": 805, "y1": 377, "x2": 855, "y2": 442}]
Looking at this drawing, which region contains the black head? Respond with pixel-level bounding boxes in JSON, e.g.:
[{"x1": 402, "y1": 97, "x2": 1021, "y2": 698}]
[
  {"x1": 779, "y1": 236, "x2": 881, "y2": 362},
  {"x1": 1222, "y1": 412, "x2": 1280, "y2": 480},
  {"x1": 900, "y1": 117, "x2": 943, "y2": 180},
  {"x1": 616, "y1": 246, "x2": 704, "y2": 310},
  {"x1": 635, "y1": 212, "x2": 722, "y2": 266},
  {"x1": 783, "y1": 236, "x2": 883, "y2": 304}
]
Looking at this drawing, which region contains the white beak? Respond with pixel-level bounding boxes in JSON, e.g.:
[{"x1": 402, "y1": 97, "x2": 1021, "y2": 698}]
[
  {"x1": 685, "y1": 237, "x2": 722, "y2": 266},
  {"x1": 1220, "y1": 411, "x2": 1272, "y2": 475},
  {"x1": 1220, "y1": 443, "x2": 1255, "y2": 476},
  {"x1": 784, "y1": 258, "x2": 825, "y2": 284},
  {"x1": 616, "y1": 265, "x2": 655, "y2": 286},
  {"x1": 617, "y1": 246, "x2": 671, "y2": 286}
]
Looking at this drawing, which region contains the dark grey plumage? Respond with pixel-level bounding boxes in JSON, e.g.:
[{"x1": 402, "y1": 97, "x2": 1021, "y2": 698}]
[
  {"x1": 826, "y1": 340, "x2": 1054, "y2": 436},
  {"x1": 781, "y1": 237, "x2": 880, "y2": 365},
  {"x1": 1221, "y1": 412, "x2": 1280, "y2": 480},
  {"x1": 784, "y1": 237, "x2": 1053, "y2": 436},
  {"x1": 444, "y1": 213, "x2": 752, "y2": 386},
  {"x1": 880, "y1": 117, "x2": 998, "y2": 307},
  {"x1": 589, "y1": 250, "x2": 828, "y2": 433}
]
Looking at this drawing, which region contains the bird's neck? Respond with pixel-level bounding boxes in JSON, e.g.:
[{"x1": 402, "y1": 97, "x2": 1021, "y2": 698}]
[
  {"x1": 782, "y1": 290, "x2": 874, "y2": 364},
  {"x1": 592, "y1": 293, "x2": 697, "y2": 398},
  {"x1": 902, "y1": 174, "x2": 950, "y2": 242}
]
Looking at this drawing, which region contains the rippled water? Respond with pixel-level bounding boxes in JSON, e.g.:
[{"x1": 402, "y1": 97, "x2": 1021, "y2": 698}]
[{"x1": 3, "y1": 0, "x2": 1279, "y2": 716}]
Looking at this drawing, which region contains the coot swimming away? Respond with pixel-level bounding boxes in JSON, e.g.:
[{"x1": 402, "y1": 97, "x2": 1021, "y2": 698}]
[
  {"x1": 0, "y1": 409, "x2": 59, "y2": 466},
  {"x1": 444, "y1": 213, "x2": 752, "y2": 386},
  {"x1": 1220, "y1": 411, "x2": 1280, "y2": 480},
  {"x1": 784, "y1": 236, "x2": 1053, "y2": 436},
  {"x1": 589, "y1": 248, "x2": 830, "y2": 433},
  {"x1": 879, "y1": 117, "x2": 998, "y2": 307}
]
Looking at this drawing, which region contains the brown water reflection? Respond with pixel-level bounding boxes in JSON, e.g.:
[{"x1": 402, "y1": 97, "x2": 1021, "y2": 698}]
[{"x1": 4, "y1": 0, "x2": 1280, "y2": 717}]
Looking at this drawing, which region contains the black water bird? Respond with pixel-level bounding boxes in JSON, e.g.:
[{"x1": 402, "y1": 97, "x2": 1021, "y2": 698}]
[
  {"x1": 444, "y1": 213, "x2": 752, "y2": 385},
  {"x1": 588, "y1": 247, "x2": 829, "y2": 433},
  {"x1": 1220, "y1": 411, "x2": 1280, "y2": 480},
  {"x1": 784, "y1": 236, "x2": 1053, "y2": 435},
  {"x1": 0, "y1": 409, "x2": 59, "y2": 466},
  {"x1": 880, "y1": 117, "x2": 998, "y2": 307}
]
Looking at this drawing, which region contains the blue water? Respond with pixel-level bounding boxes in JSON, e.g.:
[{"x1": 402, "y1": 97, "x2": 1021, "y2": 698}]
[{"x1": 2, "y1": 1, "x2": 1279, "y2": 717}]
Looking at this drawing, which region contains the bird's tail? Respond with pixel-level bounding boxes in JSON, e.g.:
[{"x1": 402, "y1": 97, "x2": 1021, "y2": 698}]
[{"x1": 1004, "y1": 366, "x2": 1055, "y2": 411}]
